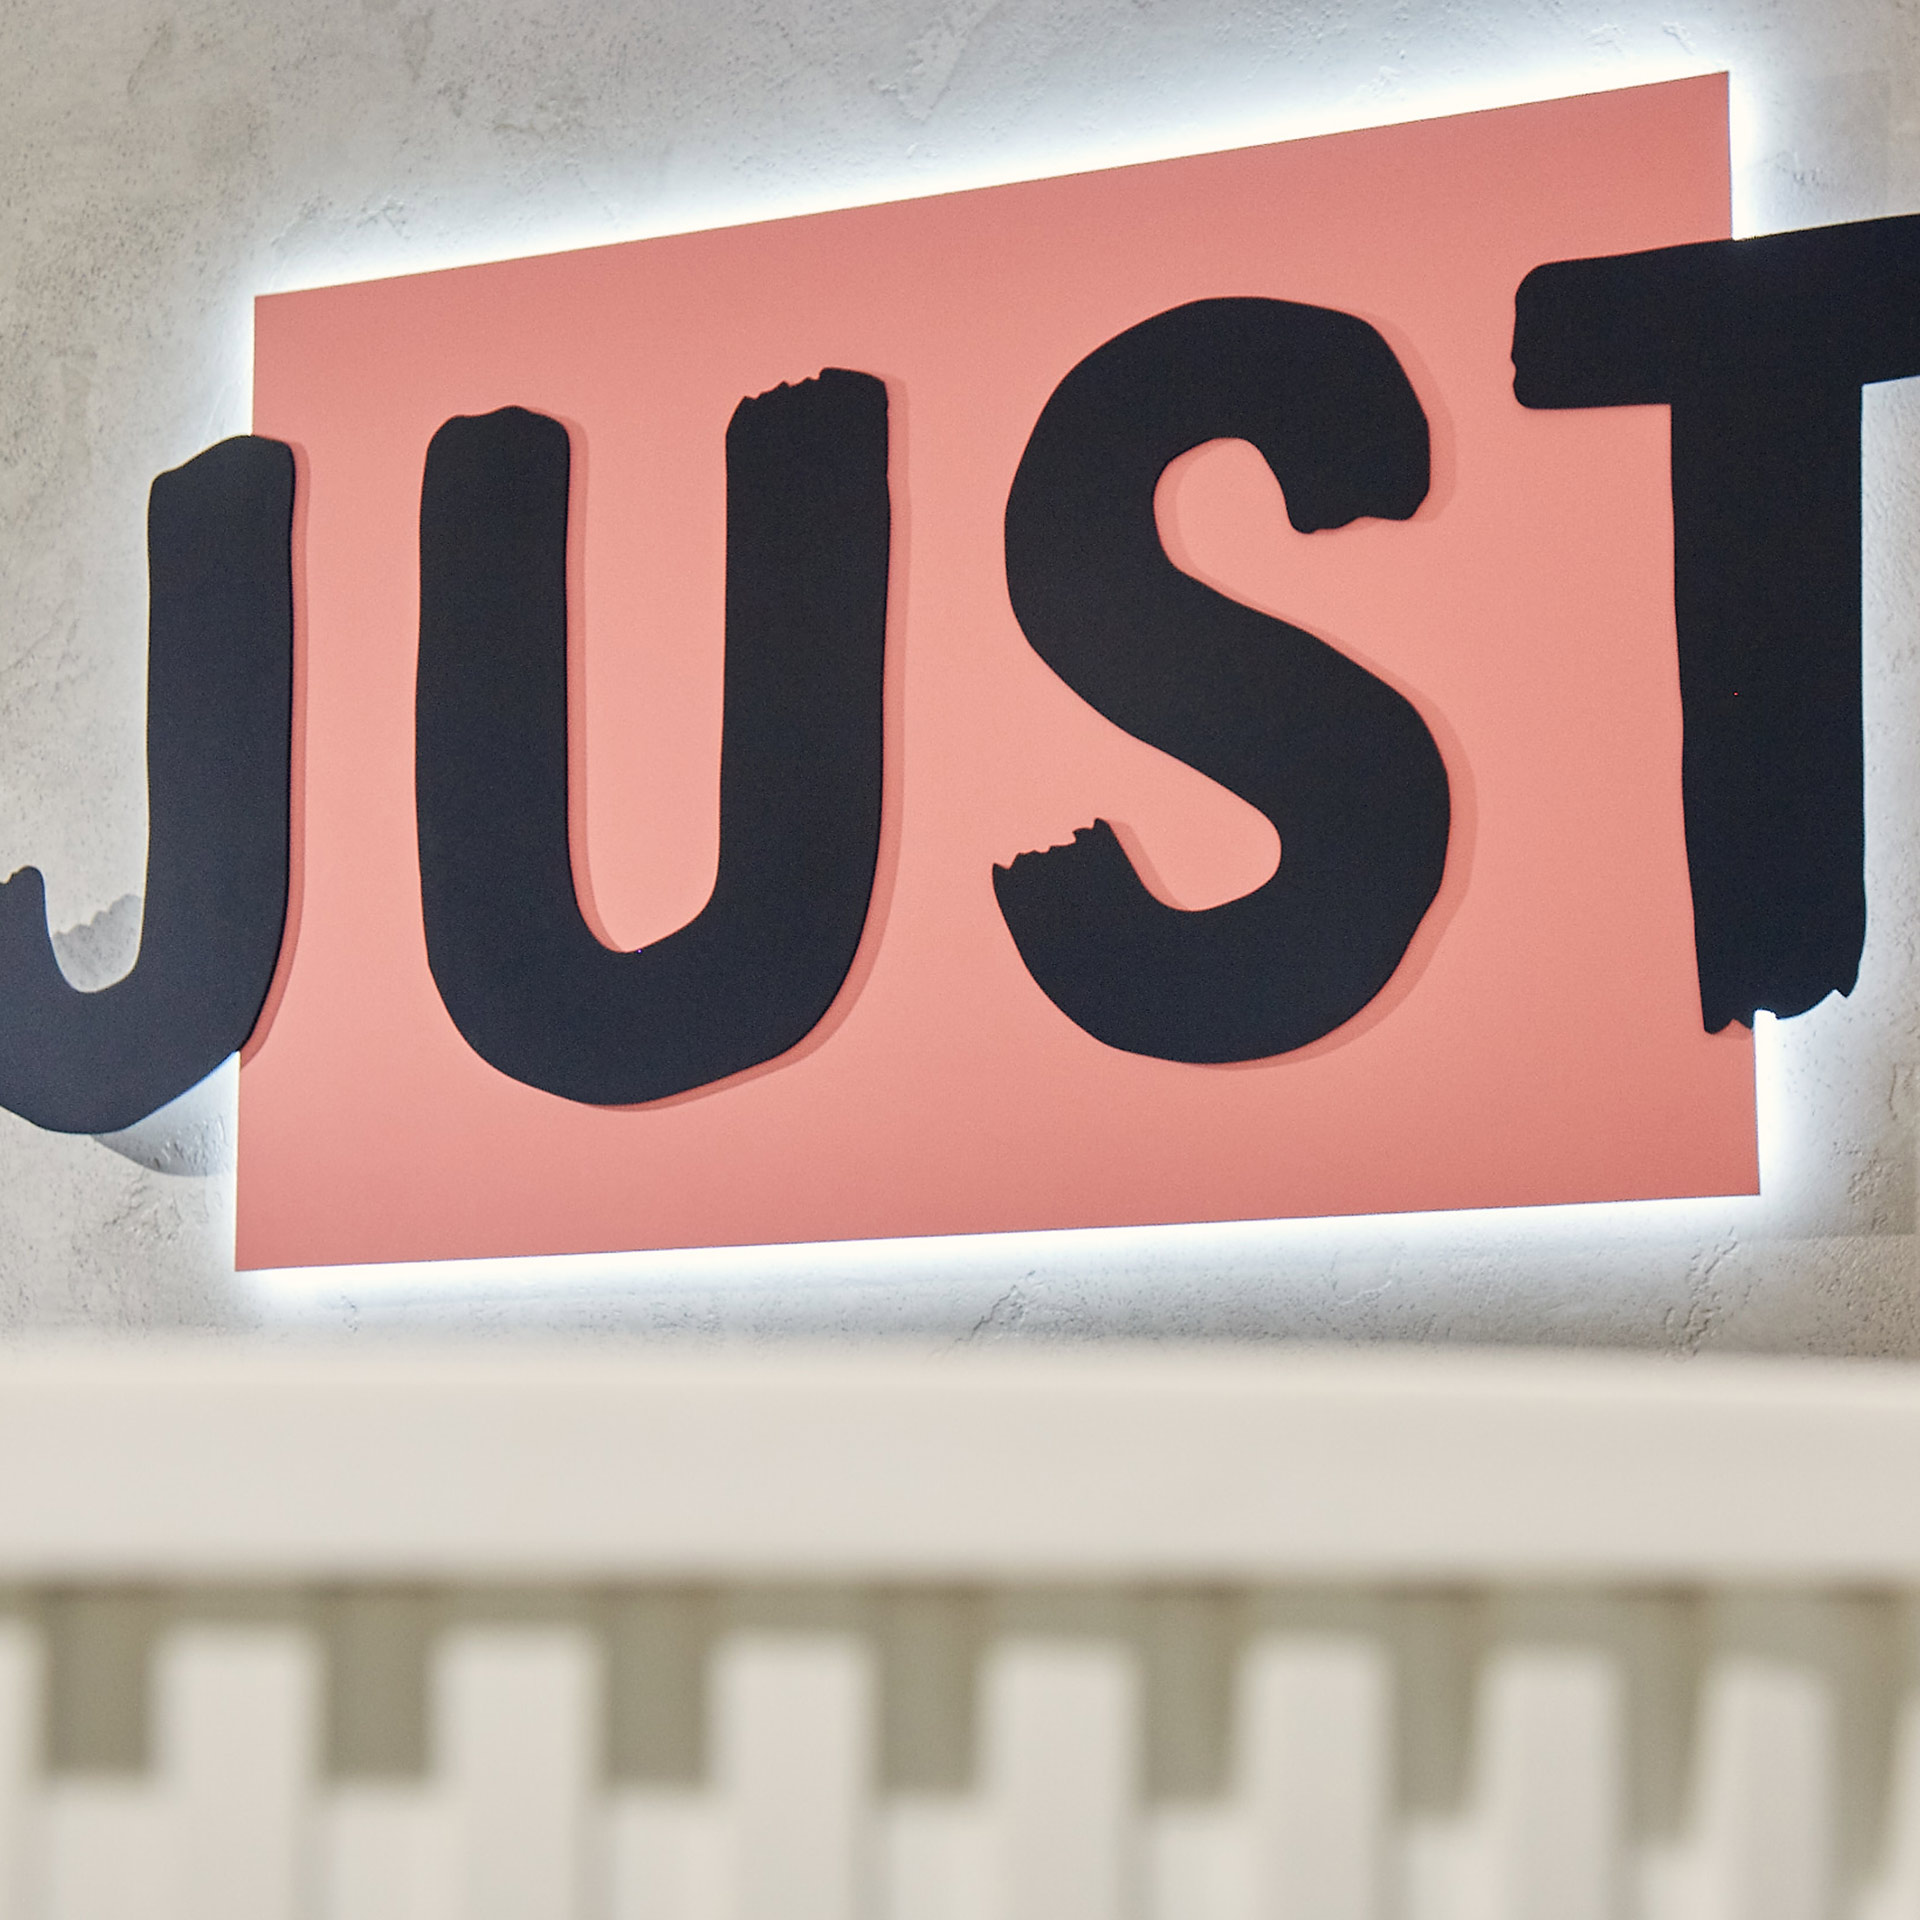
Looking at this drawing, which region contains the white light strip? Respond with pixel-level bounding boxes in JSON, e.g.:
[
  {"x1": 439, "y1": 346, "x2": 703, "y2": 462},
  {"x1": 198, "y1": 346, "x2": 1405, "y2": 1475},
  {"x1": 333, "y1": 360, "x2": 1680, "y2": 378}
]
[
  {"x1": 256, "y1": 62, "x2": 1744, "y2": 300},
  {"x1": 247, "y1": 1018, "x2": 1781, "y2": 1302}
]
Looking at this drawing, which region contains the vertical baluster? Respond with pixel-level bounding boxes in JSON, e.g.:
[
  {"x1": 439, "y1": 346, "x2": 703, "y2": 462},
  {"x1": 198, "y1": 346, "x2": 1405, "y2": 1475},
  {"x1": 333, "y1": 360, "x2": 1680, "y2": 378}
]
[
  {"x1": 884, "y1": 1799, "x2": 992, "y2": 1920},
  {"x1": 1617, "y1": 1593, "x2": 1702, "y2": 1920},
  {"x1": 43, "y1": 1784, "x2": 167, "y2": 1920},
  {"x1": 713, "y1": 1596, "x2": 875, "y2": 1920},
  {"x1": 608, "y1": 1787, "x2": 726, "y2": 1920},
  {"x1": 981, "y1": 1598, "x2": 1140, "y2": 1920},
  {"x1": 1238, "y1": 1593, "x2": 1392, "y2": 1920},
  {"x1": 43, "y1": 1595, "x2": 163, "y2": 1920},
  {"x1": 435, "y1": 1618, "x2": 601, "y2": 1920},
  {"x1": 1145, "y1": 1799, "x2": 1240, "y2": 1920},
  {"x1": 1142, "y1": 1593, "x2": 1239, "y2": 1920},
  {"x1": 1692, "y1": 1596, "x2": 1836, "y2": 1920},
  {"x1": 0, "y1": 1612, "x2": 40, "y2": 1920},
  {"x1": 1858, "y1": 1595, "x2": 1920, "y2": 1920},
  {"x1": 881, "y1": 1592, "x2": 988, "y2": 1920},
  {"x1": 325, "y1": 1785, "x2": 448, "y2": 1920},
  {"x1": 606, "y1": 1592, "x2": 723, "y2": 1920},
  {"x1": 156, "y1": 1619, "x2": 320, "y2": 1920},
  {"x1": 1473, "y1": 1595, "x2": 1623, "y2": 1920},
  {"x1": 1393, "y1": 1593, "x2": 1479, "y2": 1920},
  {"x1": 321, "y1": 1590, "x2": 443, "y2": 1920},
  {"x1": 1823, "y1": 1596, "x2": 1900, "y2": 1920}
]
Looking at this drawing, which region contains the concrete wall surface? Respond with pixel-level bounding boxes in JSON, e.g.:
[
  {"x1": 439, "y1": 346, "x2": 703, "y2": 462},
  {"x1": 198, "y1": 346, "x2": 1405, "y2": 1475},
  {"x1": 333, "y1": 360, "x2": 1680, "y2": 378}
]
[{"x1": 1, "y1": 0, "x2": 1918, "y2": 1349}]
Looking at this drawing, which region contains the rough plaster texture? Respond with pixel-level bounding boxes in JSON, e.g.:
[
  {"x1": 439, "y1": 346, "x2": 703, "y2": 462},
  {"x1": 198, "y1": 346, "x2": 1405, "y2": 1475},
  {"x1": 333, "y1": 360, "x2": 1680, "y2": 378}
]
[{"x1": 2, "y1": 0, "x2": 1920, "y2": 1348}]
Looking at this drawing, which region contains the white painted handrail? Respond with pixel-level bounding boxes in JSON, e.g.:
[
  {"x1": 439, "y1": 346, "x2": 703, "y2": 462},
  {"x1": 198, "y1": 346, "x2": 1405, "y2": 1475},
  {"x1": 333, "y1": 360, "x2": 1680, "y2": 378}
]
[
  {"x1": 0, "y1": 1343, "x2": 1912, "y2": 1581},
  {"x1": 0, "y1": 1342, "x2": 1913, "y2": 1918}
]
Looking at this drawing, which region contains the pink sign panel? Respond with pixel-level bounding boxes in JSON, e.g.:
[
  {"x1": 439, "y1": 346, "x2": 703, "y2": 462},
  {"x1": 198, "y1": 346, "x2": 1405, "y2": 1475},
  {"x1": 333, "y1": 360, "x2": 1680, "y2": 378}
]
[{"x1": 240, "y1": 74, "x2": 1752, "y2": 1269}]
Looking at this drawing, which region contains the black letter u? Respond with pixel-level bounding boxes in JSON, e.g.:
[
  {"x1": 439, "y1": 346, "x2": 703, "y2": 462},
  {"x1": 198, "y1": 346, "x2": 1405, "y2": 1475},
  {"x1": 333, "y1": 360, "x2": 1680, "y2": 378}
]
[{"x1": 415, "y1": 373, "x2": 891, "y2": 1106}]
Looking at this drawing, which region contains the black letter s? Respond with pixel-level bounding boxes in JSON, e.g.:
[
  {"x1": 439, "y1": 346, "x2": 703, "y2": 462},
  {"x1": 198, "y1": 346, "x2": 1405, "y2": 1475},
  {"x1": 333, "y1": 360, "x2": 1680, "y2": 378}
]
[{"x1": 997, "y1": 298, "x2": 1451, "y2": 1063}]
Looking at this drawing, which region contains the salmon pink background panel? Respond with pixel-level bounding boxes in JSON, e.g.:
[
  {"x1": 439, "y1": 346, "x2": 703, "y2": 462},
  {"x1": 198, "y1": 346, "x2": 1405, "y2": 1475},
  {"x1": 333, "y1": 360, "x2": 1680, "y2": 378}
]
[{"x1": 239, "y1": 74, "x2": 1753, "y2": 1270}]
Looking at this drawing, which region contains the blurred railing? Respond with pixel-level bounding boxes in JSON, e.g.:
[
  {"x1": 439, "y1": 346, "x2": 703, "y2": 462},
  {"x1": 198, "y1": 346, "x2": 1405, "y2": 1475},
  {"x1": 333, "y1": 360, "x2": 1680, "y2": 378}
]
[{"x1": 0, "y1": 1343, "x2": 1915, "y2": 1918}]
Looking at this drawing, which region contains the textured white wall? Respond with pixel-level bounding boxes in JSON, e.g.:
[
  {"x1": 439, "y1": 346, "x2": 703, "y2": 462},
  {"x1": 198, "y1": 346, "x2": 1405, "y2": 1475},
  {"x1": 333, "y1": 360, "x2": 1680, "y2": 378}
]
[{"x1": 0, "y1": 0, "x2": 1917, "y2": 1347}]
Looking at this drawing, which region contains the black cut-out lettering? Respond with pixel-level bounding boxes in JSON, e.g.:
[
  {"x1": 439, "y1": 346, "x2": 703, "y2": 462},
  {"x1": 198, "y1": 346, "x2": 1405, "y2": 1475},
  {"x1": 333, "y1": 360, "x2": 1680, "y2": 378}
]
[
  {"x1": 1514, "y1": 213, "x2": 1920, "y2": 1030},
  {"x1": 0, "y1": 436, "x2": 295, "y2": 1133},
  {"x1": 416, "y1": 377, "x2": 890, "y2": 1105},
  {"x1": 997, "y1": 297, "x2": 1451, "y2": 1063}
]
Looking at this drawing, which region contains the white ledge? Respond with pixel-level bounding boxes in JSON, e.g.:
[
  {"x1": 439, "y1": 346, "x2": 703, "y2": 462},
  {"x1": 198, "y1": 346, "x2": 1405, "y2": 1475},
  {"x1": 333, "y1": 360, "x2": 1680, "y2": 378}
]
[{"x1": 0, "y1": 1343, "x2": 1909, "y2": 1584}]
